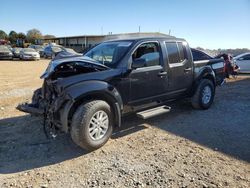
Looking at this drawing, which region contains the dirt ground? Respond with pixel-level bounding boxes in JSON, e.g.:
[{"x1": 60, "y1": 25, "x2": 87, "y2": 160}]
[{"x1": 0, "y1": 60, "x2": 249, "y2": 188}]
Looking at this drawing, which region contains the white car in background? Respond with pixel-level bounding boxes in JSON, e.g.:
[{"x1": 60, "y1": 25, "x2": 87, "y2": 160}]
[
  {"x1": 20, "y1": 48, "x2": 40, "y2": 60},
  {"x1": 234, "y1": 52, "x2": 250, "y2": 73}
]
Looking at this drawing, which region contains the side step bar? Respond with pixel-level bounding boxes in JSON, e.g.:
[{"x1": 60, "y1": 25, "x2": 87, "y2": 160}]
[{"x1": 136, "y1": 105, "x2": 171, "y2": 119}]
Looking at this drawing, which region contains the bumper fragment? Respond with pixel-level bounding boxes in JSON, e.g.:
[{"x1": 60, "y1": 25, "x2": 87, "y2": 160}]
[{"x1": 16, "y1": 103, "x2": 44, "y2": 115}]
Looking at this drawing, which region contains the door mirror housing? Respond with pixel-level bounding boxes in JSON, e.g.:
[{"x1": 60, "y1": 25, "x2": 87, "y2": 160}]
[
  {"x1": 238, "y1": 57, "x2": 244, "y2": 61},
  {"x1": 132, "y1": 58, "x2": 146, "y2": 69}
]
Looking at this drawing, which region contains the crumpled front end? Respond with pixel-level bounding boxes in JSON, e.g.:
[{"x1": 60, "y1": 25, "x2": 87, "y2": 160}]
[
  {"x1": 17, "y1": 79, "x2": 70, "y2": 131},
  {"x1": 16, "y1": 57, "x2": 111, "y2": 134}
]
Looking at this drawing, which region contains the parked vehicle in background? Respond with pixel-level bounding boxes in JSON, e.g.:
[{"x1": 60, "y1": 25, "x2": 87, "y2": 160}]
[
  {"x1": 43, "y1": 45, "x2": 64, "y2": 59},
  {"x1": 54, "y1": 48, "x2": 82, "y2": 60},
  {"x1": 6, "y1": 45, "x2": 13, "y2": 51},
  {"x1": 234, "y1": 52, "x2": 250, "y2": 73},
  {"x1": 0, "y1": 39, "x2": 8, "y2": 45},
  {"x1": 20, "y1": 48, "x2": 40, "y2": 60},
  {"x1": 44, "y1": 45, "x2": 79, "y2": 59},
  {"x1": 215, "y1": 53, "x2": 240, "y2": 78},
  {"x1": 63, "y1": 48, "x2": 79, "y2": 54},
  {"x1": 17, "y1": 36, "x2": 225, "y2": 151},
  {"x1": 0, "y1": 45, "x2": 13, "y2": 60},
  {"x1": 12, "y1": 47, "x2": 22, "y2": 58},
  {"x1": 29, "y1": 45, "x2": 45, "y2": 57}
]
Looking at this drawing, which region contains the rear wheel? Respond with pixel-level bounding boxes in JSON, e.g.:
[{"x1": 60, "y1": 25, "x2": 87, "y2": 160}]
[
  {"x1": 191, "y1": 79, "x2": 215, "y2": 109},
  {"x1": 70, "y1": 100, "x2": 114, "y2": 151}
]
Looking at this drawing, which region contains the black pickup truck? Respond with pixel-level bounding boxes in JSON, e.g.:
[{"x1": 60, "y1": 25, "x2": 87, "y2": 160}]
[{"x1": 17, "y1": 36, "x2": 224, "y2": 150}]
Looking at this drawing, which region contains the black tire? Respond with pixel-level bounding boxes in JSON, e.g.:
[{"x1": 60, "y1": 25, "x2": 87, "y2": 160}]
[
  {"x1": 191, "y1": 79, "x2": 215, "y2": 110},
  {"x1": 70, "y1": 100, "x2": 114, "y2": 151}
]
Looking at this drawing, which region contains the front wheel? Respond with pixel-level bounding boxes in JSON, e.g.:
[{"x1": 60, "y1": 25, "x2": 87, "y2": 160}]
[
  {"x1": 70, "y1": 100, "x2": 114, "y2": 151},
  {"x1": 191, "y1": 79, "x2": 215, "y2": 109}
]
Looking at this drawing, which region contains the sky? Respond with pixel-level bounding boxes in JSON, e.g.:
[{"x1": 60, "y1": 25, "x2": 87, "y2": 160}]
[{"x1": 0, "y1": 0, "x2": 250, "y2": 49}]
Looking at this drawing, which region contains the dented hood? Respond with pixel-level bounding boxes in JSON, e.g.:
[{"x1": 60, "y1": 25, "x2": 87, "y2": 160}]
[
  {"x1": 40, "y1": 56, "x2": 110, "y2": 79},
  {"x1": 56, "y1": 68, "x2": 122, "y2": 90}
]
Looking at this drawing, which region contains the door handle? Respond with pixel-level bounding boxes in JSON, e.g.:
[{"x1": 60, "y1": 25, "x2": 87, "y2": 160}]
[
  {"x1": 184, "y1": 67, "x2": 192, "y2": 72},
  {"x1": 158, "y1": 71, "x2": 167, "y2": 77}
]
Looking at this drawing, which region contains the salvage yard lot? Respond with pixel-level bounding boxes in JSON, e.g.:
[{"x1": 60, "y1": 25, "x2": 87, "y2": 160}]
[{"x1": 0, "y1": 60, "x2": 250, "y2": 187}]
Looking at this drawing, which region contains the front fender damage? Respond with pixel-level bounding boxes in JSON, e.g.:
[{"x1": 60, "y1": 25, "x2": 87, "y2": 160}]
[{"x1": 16, "y1": 60, "x2": 123, "y2": 136}]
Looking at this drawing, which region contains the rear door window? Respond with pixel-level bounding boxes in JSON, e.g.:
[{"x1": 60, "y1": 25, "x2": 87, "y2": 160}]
[
  {"x1": 165, "y1": 42, "x2": 180, "y2": 64},
  {"x1": 177, "y1": 42, "x2": 188, "y2": 61}
]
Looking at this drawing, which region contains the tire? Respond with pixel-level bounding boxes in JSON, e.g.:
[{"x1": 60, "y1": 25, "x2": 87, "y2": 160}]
[
  {"x1": 70, "y1": 100, "x2": 114, "y2": 151},
  {"x1": 191, "y1": 79, "x2": 215, "y2": 110}
]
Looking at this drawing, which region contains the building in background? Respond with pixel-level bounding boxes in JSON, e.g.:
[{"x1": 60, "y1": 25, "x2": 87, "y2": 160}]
[{"x1": 43, "y1": 32, "x2": 169, "y2": 53}]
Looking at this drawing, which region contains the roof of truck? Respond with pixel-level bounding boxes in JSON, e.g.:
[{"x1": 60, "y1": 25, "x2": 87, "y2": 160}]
[{"x1": 104, "y1": 35, "x2": 185, "y2": 43}]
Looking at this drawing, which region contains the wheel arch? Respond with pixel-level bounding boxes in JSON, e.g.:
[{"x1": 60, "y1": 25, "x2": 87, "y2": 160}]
[
  {"x1": 59, "y1": 81, "x2": 123, "y2": 133},
  {"x1": 191, "y1": 67, "x2": 216, "y2": 96}
]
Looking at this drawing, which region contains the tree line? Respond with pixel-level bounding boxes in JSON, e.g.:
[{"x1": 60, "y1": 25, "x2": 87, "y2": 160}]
[
  {"x1": 196, "y1": 47, "x2": 250, "y2": 57},
  {"x1": 0, "y1": 29, "x2": 55, "y2": 44}
]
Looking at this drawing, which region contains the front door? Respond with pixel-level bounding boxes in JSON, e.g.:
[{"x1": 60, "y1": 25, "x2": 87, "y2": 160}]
[{"x1": 129, "y1": 42, "x2": 168, "y2": 103}]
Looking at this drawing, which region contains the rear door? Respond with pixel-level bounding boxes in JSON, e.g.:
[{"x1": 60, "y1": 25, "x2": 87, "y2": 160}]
[
  {"x1": 129, "y1": 41, "x2": 169, "y2": 103},
  {"x1": 165, "y1": 42, "x2": 193, "y2": 92}
]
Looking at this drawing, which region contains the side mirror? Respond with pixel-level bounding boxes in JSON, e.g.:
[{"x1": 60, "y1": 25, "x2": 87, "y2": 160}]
[
  {"x1": 132, "y1": 58, "x2": 146, "y2": 69},
  {"x1": 238, "y1": 57, "x2": 244, "y2": 61}
]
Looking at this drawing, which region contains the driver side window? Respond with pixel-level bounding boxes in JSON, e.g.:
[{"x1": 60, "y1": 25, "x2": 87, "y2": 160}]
[{"x1": 132, "y1": 42, "x2": 160, "y2": 67}]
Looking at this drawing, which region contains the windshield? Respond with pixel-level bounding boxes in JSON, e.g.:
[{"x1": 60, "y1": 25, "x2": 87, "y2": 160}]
[
  {"x1": 23, "y1": 48, "x2": 36, "y2": 52},
  {"x1": 0, "y1": 45, "x2": 9, "y2": 51},
  {"x1": 84, "y1": 41, "x2": 132, "y2": 67},
  {"x1": 14, "y1": 48, "x2": 22, "y2": 52},
  {"x1": 36, "y1": 46, "x2": 44, "y2": 50},
  {"x1": 52, "y1": 46, "x2": 63, "y2": 52},
  {"x1": 65, "y1": 48, "x2": 76, "y2": 53},
  {"x1": 32, "y1": 45, "x2": 43, "y2": 50}
]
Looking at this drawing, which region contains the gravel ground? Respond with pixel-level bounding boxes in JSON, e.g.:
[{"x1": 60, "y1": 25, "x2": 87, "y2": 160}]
[{"x1": 0, "y1": 60, "x2": 250, "y2": 187}]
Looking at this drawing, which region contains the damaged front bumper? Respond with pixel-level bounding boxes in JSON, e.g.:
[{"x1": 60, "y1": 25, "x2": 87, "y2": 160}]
[
  {"x1": 16, "y1": 103, "x2": 44, "y2": 115},
  {"x1": 16, "y1": 85, "x2": 73, "y2": 134}
]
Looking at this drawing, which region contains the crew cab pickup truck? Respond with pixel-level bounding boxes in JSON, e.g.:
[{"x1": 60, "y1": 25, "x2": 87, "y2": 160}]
[{"x1": 17, "y1": 36, "x2": 224, "y2": 150}]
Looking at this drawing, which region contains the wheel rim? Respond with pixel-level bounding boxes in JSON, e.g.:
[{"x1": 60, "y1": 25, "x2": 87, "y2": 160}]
[
  {"x1": 202, "y1": 86, "x2": 212, "y2": 104},
  {"x1": 88, "y1": 110, "x2": 109, "y2": 140}
]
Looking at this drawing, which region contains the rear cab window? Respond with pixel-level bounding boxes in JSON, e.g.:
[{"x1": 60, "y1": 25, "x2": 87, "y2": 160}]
[{"x1": 191, "y1": 49, "x2": 212, "y2": 61}]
